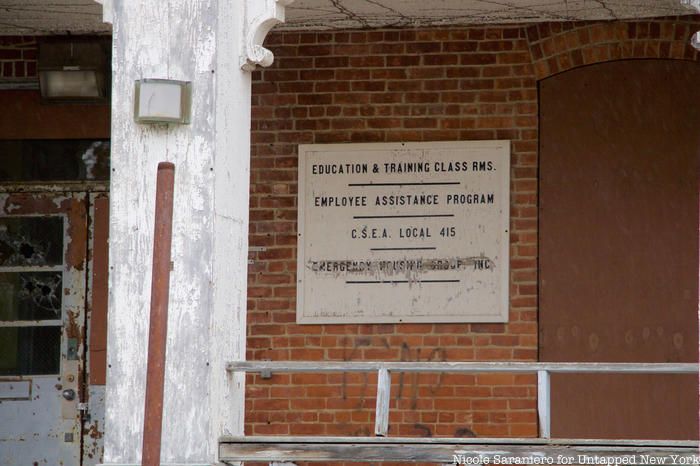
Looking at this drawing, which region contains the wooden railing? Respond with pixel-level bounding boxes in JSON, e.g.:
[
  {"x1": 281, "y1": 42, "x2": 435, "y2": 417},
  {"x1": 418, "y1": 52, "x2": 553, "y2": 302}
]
[
  {"x1": 227, "y1": 360, "x2": 697, "y2": 439},
  {"x1": 221, "y1": 361, "x2": 699, "y2": 464}
]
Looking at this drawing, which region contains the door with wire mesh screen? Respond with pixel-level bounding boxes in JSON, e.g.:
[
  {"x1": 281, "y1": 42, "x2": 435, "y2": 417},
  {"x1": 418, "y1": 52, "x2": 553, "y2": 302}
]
[{"x1": 0, "y1": 192, "x2": 87, "y2": 466}]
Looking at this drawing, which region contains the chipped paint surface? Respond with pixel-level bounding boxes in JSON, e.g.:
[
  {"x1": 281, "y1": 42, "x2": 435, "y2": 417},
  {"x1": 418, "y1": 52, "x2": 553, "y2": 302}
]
[
  {"x1": 83, "y1": 194, "x2": 108, "y2": 466},
  {"x1": 82, "y1": 385, "x2": 105, "y2": 466},
  {"x1": 0, "y1": 375, "x2": 77, "y2": 465},
  {"x1": 0, "y1": 193, "x2": 88, "y2": 466},
  {"x1": 103, "y1": 0, "x2": 284, "y2": 463},
  {"x1": 0, "y1": 0, "x2": 696, "y2": 35},
  {"x1": 105, "y1": 0, "x2": 216, "y2": 459},
  {"x1": 242, "y1": 0, "x2": 294, "y2": 70}
]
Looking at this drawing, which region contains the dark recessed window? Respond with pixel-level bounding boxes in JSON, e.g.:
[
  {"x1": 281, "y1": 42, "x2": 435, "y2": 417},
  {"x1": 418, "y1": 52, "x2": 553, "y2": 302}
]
[{"x1": 0, "y1": 139, "x2": 110, "y2": 182}]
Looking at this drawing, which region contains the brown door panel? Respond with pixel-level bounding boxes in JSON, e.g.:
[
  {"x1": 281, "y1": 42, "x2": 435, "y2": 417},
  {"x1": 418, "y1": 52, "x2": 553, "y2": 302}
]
[
  {"x1": 550, "y1": 374, "x2": 697, "y2": 440},
  {"x1": 539, "y1": 59, "x2": 700, "y2": 439}
]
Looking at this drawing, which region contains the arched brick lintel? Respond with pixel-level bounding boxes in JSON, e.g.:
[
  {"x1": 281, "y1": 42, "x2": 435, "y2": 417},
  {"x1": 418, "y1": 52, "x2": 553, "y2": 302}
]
[{"x1": 527, "y1": 17, "x2": 700, "y2": 80}]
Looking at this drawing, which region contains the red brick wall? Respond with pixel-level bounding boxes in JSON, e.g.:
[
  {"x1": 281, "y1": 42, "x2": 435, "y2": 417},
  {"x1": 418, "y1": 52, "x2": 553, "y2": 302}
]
[
  {"x1": 247, "y1": 24, "x2": 540, "y2": 442},
  {"x1": 246, "y1": 16, "x2": 700, "y2": 451}
]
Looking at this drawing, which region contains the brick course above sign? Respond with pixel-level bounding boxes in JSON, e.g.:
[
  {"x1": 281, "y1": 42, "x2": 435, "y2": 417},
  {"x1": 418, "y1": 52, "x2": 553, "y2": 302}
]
[{"x1": 297, "y1": 141, "x2": 510, "y2": 324}]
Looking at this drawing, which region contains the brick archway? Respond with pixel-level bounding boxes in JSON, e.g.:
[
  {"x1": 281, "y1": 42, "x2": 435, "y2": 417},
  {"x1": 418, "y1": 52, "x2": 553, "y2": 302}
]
[{"x1": 527, "y1": 17, "x2": 700, "y2": 80}]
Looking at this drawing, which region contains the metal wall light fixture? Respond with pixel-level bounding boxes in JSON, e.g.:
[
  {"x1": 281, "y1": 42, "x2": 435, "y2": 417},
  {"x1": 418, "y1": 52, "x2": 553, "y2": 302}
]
[
  {"x1": 134, "y1": 79, "x2": 192, "y2": 124},
  {"x1": 38, "y1": 38, "x2": 109, "y2": 101}
]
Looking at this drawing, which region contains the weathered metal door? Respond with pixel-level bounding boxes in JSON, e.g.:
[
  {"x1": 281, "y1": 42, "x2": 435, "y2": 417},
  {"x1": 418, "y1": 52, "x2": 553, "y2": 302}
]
[{"x1": 0, "y1": 192, "x2": 88, "y2": 465}]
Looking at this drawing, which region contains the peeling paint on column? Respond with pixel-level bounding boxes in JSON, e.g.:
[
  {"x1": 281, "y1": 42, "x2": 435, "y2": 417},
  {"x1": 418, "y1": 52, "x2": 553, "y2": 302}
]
[{"x1": 103, "y1": 0, "x2": 291, "y2": 464}]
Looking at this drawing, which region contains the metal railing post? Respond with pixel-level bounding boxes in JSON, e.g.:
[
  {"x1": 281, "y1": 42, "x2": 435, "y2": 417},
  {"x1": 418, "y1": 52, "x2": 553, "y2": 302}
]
[{"x1": 142, "y1": 162, "x2": 175, "y2": 466}]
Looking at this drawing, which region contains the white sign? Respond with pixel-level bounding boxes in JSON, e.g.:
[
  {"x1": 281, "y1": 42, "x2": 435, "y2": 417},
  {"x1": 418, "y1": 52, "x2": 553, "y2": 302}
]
[{"x1": 297, "y1": 141, "x2": 510, "y2": 324}]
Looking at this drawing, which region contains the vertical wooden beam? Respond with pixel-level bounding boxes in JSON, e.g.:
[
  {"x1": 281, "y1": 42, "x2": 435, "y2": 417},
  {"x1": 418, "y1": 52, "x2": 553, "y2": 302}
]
[
  {"x1": 375, "y1": 368, "x2": 391, "y2": 437},
  {"x1": 537, "y1": 370, "x2": 551, "y2": 439}
]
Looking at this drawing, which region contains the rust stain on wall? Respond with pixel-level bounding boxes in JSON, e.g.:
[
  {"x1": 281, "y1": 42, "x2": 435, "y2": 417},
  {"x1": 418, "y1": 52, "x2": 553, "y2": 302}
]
[
  {"x1": 65, "y1": 310, "x2": 81, "y2": 340},
  {"x1": 83, "y1": 419, "x2": 104, "y2": 460}
]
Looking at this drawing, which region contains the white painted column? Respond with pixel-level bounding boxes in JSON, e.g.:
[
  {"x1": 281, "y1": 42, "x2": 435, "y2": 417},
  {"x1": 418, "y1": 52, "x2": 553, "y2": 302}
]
[{"x1": 96, "y1": 1, "x2": 292, "y2": 464}]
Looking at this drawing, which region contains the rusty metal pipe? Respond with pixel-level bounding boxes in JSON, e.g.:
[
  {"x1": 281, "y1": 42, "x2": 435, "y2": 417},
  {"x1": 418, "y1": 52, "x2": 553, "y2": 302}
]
[{"x1": 142, "y1": 162, "x2": 175, "y2": 466}]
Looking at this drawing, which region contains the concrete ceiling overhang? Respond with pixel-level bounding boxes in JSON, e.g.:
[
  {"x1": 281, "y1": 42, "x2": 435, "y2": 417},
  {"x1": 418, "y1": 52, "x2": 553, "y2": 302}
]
[
  {"x1": 0, "y1": 0, "x2": 695, "y2": 35},
  {"x1": 285, "y1": 0, "x2": 696, "y2": 29}
]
